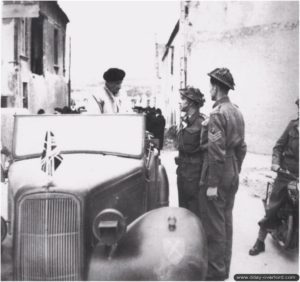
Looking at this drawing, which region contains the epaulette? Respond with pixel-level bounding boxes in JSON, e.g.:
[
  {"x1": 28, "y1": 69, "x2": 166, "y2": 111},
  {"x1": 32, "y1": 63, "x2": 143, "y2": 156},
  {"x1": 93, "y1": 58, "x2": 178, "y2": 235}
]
[
  {"x1": 201, "y1": 118, "x2": 209, "y2": 126},
  {"x1": 210, "y1": 105, "x2": 221, "y2": 115}
]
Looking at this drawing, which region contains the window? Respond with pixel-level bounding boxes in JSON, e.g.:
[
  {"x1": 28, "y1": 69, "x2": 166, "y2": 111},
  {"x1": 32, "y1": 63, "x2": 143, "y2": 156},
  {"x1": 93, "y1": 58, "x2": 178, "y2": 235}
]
[
  {"x1": 62, "y1": 33, "x2": 66, "y2": 75},
  {"x1": 20, "y1": 18, "x2": 29, "y2": 57},
  {"x1": 54, "y1": 28, "x2": 59, "y2": 66},
  {"x1": 31, "y1": 17, "x2": 43, "y2": 75},
  {"x1": 22, "y1": 82, "x2": 28, "y2": 108},
  {"x1": 1, "y1": 96, "x2": 8, "y2": 108},
  {"x1": 170, "y1": 46, "x2": 174, "y2": 75}
]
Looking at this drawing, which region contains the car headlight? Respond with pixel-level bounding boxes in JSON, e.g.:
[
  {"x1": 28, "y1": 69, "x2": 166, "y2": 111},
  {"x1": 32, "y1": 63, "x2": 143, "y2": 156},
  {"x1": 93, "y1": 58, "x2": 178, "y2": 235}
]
[{"x1": 92, "y1": 209, "x2": 127, "y2": 246}]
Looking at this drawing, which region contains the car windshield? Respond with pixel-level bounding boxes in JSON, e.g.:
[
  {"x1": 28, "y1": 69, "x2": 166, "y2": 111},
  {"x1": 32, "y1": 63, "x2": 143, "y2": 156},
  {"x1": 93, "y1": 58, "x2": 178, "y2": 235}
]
[{"x1": 13, "y1": 114, "x2": 145, "y2": 159}]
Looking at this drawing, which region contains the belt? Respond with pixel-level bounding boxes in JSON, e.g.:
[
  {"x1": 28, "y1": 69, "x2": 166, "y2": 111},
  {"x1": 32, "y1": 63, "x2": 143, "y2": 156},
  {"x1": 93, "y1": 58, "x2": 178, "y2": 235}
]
[{"x1": 177, "y1": 153, "x2": 202, "y2": 164}]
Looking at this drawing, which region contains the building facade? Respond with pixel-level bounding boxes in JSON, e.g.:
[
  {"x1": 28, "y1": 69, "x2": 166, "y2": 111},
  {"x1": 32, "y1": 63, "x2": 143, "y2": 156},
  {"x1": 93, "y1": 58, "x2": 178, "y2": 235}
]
[
  {"x1": 1, "y1": 1, "x2": 69, "y2": 114},
  {"x1": 158, "y1": 1, "x2": 299, "y2": 154}
]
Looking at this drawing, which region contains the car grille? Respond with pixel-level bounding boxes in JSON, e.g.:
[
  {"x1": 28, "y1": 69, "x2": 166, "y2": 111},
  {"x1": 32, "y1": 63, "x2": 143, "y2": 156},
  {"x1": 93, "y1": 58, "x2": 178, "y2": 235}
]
[{"x1": 14, "y1": 192, "x2": 83, "y2": 281}]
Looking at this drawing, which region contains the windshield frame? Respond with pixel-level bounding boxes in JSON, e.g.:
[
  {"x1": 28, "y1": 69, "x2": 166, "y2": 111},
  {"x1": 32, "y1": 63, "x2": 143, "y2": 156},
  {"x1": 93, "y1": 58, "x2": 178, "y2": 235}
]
[{"x1": 12, "y1": 114, "x2": 145, "y2": 161}]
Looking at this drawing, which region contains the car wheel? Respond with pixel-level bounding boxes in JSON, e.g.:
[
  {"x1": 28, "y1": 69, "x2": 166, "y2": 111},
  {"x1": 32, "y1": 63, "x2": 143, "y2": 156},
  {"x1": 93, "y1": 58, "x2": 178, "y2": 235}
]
[{"x1": 274, "y1": 215, "x2": 293, "y2": 249}]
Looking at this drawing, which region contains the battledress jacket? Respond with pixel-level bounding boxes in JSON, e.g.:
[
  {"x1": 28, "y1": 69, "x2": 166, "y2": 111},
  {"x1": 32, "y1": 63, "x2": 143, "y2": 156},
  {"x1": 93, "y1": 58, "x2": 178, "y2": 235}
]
[
  {"x1": 202, "y1": 96, "x2": 247, "y2": 188},
  {"x1": 272, "y1": 118, "x2": 299, "y2": 176},
  {"x1": 177, "y1": 112, "x2": 205, "y2": 160}
]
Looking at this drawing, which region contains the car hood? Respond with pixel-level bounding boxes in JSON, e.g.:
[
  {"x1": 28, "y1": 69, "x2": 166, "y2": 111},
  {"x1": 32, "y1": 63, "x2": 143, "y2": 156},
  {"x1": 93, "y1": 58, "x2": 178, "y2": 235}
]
[{"x1": 9, "y1": 154, "x2": 144, "y2": 195}]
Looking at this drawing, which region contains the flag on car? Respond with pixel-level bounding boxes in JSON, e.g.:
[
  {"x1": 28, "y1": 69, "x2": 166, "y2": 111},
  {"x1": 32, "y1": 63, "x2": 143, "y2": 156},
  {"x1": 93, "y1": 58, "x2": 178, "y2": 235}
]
[{"x1": 41, "y1": 131, "x2": 63, "y2": 176}]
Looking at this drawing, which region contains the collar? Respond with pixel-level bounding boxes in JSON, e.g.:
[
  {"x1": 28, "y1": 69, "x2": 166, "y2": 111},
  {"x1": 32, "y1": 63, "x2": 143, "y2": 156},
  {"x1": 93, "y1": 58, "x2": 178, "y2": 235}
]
[
  {"x1": 104, "y1": 85, "x2": 117, "y2": 102},
  {"x1": 213, "y1": 96, "x2": 230, "y2": 108},
  {"x1": 187, "y1": 111, "x2": 198, "y2": 125}
]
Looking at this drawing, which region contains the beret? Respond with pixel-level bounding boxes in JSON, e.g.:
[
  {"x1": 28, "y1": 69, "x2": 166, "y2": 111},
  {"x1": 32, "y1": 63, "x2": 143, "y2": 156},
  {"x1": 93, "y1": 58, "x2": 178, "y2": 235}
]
[{"x1": 103, "y1": 68, "x2": 126, "y2": 82}]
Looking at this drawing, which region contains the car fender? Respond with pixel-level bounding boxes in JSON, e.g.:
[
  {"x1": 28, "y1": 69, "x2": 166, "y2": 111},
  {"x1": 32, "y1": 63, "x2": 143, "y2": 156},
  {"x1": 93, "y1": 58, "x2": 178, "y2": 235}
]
[{"x1": 87, "y1": 207, "x2": 207, "y2": 281}]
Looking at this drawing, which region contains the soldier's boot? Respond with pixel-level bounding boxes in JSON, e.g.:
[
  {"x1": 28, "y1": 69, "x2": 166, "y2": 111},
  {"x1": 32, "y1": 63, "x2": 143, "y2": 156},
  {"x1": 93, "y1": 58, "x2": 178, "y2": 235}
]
[{"x1": 249, "y1": 239, "x2": 265, "y2": 256}]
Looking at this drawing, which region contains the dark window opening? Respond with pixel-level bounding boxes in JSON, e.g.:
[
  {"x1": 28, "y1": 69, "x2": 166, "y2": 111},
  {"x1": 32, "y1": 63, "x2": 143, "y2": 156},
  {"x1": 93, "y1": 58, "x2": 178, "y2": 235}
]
[
  {"x1": 1, "y1": 96, "x2": 8, "y2": 108},
  {"x1": 63, "y1": 34, "x2": 66, "y2": 75},
  {"x1": 21, "y1": 18, "x2": 29, "y2": 57},
  {"x1": 54, "y1": 28, "x2": 59, "y2": 65},
  {"x1": 170, "y1": 46, "x2": 174, "y2": 75},
  {"x1": 22, "y1": 82, "x2": 28, "y2": 108},
  {"x1": 31, "y1": 17, "x2": 44, "y2": 75}
]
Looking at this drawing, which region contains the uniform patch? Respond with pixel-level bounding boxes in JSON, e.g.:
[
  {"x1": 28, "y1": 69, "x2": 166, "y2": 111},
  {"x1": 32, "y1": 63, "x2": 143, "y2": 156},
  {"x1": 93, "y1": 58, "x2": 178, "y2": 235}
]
[{"x1": 209, "y1": 131, "x2": 222, "y2": 142}]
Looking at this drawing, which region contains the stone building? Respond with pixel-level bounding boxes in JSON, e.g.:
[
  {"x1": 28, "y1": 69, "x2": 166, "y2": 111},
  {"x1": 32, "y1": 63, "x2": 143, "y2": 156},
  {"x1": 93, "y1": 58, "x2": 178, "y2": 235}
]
[
  {"x1": 158, "y1": 1, "x2": 299, "y2": 154},
  {"x1": 1, "y1": 1, "x2": 69, "y2": 114}
]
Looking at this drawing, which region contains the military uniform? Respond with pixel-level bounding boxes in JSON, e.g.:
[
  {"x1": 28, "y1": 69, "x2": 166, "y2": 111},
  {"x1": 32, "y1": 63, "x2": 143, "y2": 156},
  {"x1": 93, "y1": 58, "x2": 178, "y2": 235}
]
[
  {"x1": 249, "y1": 107, "x2": 299, "y2": 256},
  {"x1": 176, "y1": 87, "x2": 206, "y2": 216},
  {"x1": 176, "y1": 111, "x2": 205, "y2": 215},
  {"x1": 260, "y1": 118, "x2": 299, "y2": 228},
  {"x1": 199, "y1": 68, "x2": 247, "y2": 281}
]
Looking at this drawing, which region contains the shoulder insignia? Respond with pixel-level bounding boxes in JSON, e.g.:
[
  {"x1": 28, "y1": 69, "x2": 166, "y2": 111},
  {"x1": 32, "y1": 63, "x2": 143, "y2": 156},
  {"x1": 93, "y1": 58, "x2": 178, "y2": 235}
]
[
  {"x1": 211, "y1": 105, "x2": 221, "y2": 115},
  {"x1": 224, "y1": 110, "x2": 230, "y2": 122}
]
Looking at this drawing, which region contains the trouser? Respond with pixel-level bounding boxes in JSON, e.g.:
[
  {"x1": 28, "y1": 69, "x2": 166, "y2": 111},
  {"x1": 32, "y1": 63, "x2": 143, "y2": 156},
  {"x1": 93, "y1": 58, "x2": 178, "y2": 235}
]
[
  {"x1": 177, "y1": 176, "x2": 200, "y2": 215},
  {"x1": 176, "y1": 160, "x2": 202, "y2": 216},
  {"x1": 258, "y1": 175, "x2": 290, "y2": 230},
  {"x1": 199, "y1": 156, "x2": 239, "y2": 281}
]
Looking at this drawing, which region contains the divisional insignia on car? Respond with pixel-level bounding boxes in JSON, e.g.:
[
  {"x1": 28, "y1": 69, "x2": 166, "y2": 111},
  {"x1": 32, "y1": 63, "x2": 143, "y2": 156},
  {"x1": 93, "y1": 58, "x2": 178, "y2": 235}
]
[{"x1": 163, "y1": 237, "x2": 185, "y2": 265}]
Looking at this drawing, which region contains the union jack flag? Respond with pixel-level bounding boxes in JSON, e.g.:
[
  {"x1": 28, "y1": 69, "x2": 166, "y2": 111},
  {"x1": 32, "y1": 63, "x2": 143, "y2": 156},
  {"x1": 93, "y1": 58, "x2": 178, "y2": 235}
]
[{"x1": 41, "y1": 131, "x2": 63, "y2": 176}]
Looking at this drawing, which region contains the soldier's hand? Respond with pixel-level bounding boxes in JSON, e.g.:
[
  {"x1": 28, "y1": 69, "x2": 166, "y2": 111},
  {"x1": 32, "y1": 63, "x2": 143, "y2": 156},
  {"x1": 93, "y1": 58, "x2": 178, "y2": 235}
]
[
  {"x1": 271, "y1": 164, "x2": 280, "y2": 172},
  {"x1": 206, "y1": 186, "x2": 218, "y2": 200}
]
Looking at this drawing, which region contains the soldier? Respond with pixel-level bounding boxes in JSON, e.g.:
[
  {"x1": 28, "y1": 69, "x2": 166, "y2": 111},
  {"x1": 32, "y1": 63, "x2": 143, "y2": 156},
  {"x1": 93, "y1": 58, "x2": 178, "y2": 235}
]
[
  {"x1": 175, "y1": 87, "x2": 206, "y2": 216},
  {"x1": 249, "y1": 98, "x2": 299, "y2": 255},
  {"x1": 152, "y1": 108, "x2": 166, "y2": 150},
  {"x1": 198, "y1": 68, "x2": 247, "y2": 280},
  {"x1": 85, "y1": 68, "x2": 126, "y2": 114}
]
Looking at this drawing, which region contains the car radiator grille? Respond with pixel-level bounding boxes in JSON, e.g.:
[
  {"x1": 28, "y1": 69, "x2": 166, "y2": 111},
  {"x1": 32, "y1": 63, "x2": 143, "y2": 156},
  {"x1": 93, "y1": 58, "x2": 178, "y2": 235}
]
[{"x1": 14, "y1": 193, "x2": 83, "y2": 281}]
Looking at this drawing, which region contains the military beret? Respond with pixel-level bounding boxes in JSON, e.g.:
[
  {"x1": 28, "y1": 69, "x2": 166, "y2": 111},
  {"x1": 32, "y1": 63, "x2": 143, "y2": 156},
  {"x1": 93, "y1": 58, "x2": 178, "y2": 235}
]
[
  {"x1": 180, "y1": 86, "x2": 205, "y2": 107},
  {"x1": 103, "y1": 68, "x2": 126, "y2": 82},
  {"x1": 208, "y1": 68, "x2": 235, "y2": 90}
]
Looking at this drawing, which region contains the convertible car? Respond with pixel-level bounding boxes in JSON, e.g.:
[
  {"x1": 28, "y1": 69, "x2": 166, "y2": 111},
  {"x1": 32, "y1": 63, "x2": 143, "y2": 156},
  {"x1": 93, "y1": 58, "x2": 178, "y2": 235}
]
[{"x1": 1, "y1": 114, "x2": 207, "y2": 281}]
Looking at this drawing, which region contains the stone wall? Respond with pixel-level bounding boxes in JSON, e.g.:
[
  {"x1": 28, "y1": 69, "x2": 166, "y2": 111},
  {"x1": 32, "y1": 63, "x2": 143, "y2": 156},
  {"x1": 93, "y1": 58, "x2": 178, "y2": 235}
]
[{"x1": 186, "y1": 1, "x2": 299, "y2": 154}]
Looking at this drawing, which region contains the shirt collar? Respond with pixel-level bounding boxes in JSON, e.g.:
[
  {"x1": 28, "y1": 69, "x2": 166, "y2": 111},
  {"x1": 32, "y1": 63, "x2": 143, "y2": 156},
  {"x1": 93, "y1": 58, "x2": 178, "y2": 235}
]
[
  {"x1": 104, "y1": 85, "x2": 117, "y2": 101},
  {"x1": 213, "y1": 96, "x2": 230, "y2": 108},
  {"x1": 187, "y1": 111, "x2": 198, "y2": 124}
]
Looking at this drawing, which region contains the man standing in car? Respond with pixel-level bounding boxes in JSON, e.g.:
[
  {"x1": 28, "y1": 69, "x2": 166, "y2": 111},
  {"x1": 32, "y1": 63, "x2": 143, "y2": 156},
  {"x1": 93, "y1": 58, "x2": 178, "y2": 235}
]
[
  {"x1": 85, "y1": 68, "x2": 126, "y2": 114},
  {"x1": 199, "y1": 68, "x2": 247, "y2": 281},
  {"x1": 175, "y1": 87, "x2": 206, "y2": 216}
]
